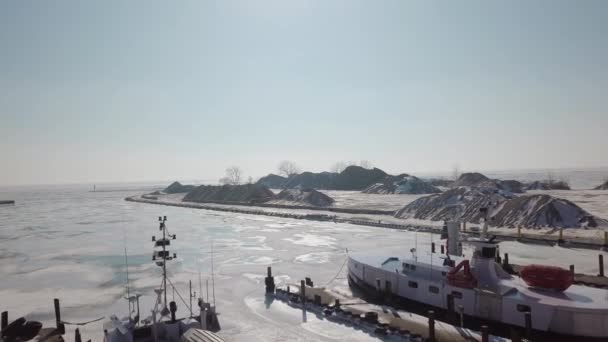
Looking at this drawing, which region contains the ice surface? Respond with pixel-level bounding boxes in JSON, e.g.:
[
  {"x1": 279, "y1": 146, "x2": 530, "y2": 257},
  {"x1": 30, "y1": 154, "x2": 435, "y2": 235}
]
[{"x1": 1, "y1": 182, "x2": 607, "y2": 341}]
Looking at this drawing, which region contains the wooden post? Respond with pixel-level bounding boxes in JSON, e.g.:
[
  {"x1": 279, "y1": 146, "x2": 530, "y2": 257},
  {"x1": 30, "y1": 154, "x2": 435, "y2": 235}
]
[
  {"x1": 1, "y1": 311, "x2": 7, "y2": 331},
  {"x1": 265, "y1": 266, "x2": 275, "y2": 294},
  {"x1": 604, "y1": 231, "x2": 608, "y2": 247},
  {"x1": 510, "y1": 328, "x2": 522, "y2": 342},
  {"x1": 517, "y1": 226, "x2": 522, "y2": 240},
  {"x1": 504, "y1": 253, "x2": 509, "y2": 266},
  {"x1": 440, "y1": 245, "x2": 445, "y2": 254},
  {"x1": 431, "y1": 242, "x2": 435, "y2": 253},
  {"x1": 428, "y1": 310, "x2": 436, "y2": 342},
  {"x1": 481, "y1": 325, "x2": 489, "y2": 342},
  {"x1": 54, "y1": 298, "x2": 65, "y2": 334},
  {"x1": 458, "y1": 305, "x2": 464, "y2": 327},
  {"x1": 599, "y1": 255, "x2": 605, "y2": 277},
  {"x1": 524, "y1": 311, "x2": 532, "y2": 339},
  {"x1": 75, "y1": 328, "x2": 82, "y2": 342},
  {"x1": 569, "y1": 264, "x2": 575, "y2": 277},
  {"x1": 558, "y1": 228, "x2": 564, "y2": 244},
  {"x1": 301, "y1": 280, "x2": 307, "y2": 323}
]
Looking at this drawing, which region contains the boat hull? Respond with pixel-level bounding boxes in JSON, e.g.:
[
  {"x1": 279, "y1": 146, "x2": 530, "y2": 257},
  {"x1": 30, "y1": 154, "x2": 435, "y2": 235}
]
[{"x1": 347, "y1": 254, "x2": 608, "y2": 340}]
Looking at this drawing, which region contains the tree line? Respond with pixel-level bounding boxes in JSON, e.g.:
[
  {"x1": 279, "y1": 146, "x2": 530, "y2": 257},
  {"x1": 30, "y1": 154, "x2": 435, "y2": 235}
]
[{"x1": 218, "y1": 160, "x2": 375, "y2": 185}]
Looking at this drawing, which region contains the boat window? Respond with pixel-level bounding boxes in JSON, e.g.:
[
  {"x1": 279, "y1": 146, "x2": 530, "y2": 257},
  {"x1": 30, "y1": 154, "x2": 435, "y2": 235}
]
[
  {"x1": 452, "y1": 291, "x2": 463, "y2": 299},
  {"x1": 481, "y1": 247, "x2": 496, "y2": 258},
  {"x1": 429, "y1": 286, "x2": 439, "y2": 294},
  {"x1": 517, "y1": 304, "x2": 531, "y2": 313},
  {"x1": 408, "y1": 281, "x2": 418, "y2": 288}
]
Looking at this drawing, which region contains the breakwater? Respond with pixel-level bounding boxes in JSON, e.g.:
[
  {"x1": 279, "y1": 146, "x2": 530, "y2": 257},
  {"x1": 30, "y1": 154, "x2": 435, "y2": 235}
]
[{"x1": 126, "y1": 195, "x2": 608, "y2": 250}]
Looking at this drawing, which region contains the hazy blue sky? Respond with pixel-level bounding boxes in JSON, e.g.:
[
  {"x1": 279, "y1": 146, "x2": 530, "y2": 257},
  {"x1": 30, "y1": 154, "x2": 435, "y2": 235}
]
[{"x1": 1, "y1": 0, "x2": 607, "y2": 185}]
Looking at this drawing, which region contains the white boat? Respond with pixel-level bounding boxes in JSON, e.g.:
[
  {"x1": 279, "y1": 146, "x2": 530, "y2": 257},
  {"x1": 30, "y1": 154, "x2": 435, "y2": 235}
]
[{"x1": 347, "y1": 211, "x2": 608, "y2": 340}]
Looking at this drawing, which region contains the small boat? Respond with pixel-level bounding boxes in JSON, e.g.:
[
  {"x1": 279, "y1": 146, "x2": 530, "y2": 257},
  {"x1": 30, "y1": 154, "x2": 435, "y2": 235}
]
[
  {"x1": 1, "y1": 216, "x2": 224, "y2": 342},
  {"x1": 103, "y1": 216, "x2": 222, "y2": 342},
  {"x1": 519, "y1": 264, "x2": 573, "y2": 292}
]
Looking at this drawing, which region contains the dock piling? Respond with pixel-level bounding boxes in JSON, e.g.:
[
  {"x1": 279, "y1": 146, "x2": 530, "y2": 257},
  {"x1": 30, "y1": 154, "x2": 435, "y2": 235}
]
[
  {"x1": 75, "y1": 328, "x2": 82, "y2": 342},
  {"x1": 428, "y1": 310, "x2": 436, "y2": 342},
  {"x1": 265, "y1": 266, "x2": 275, "y2": 294},
  {"x1": 481, "y1": 325, "x2": 489, "y2": 342},
  {"x1": 431, "y1": 242, "x2": 435, "y2": 253},
  {"x1": 1, "y1": 311, "x2": 7, "y2": 331},
  {"x1": 558, "y1": 228, "x2": 564, "y2": 244},
  {"x1": 300, "y1": 280, "x2": 307, "y2": 322},
  {"x1": 517, "y1": 226, "x2": 522, "y2": 240},
  {"x1": 599, "y1": 255, "x2": 605, "y2": 277},
  {"x1": 569, "y1": 264, "x2": 575, "y2": 277},
  {"x1": 54, "y1": 298, "x2": 65, "y2": 334}
]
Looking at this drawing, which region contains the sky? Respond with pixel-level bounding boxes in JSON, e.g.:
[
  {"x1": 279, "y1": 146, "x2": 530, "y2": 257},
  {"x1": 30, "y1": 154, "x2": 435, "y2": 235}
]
[{"x1": 1, "y1": 0, "x2": 607, "y2": 185}]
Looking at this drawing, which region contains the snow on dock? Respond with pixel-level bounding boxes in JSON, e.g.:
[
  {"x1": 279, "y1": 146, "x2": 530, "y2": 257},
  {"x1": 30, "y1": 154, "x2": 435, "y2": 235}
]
[{"x1": 269, "y1": 280, "x2": 507, "y2": 341}]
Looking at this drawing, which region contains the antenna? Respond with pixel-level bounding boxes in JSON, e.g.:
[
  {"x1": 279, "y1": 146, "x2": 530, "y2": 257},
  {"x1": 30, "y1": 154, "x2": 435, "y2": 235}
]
[
  {"x1": 198, "y1": 262, "x2": 203, "y2": 303},
  {"x1": 430, "y1": 230, "x2": 433, "y2": 280},
  {"x1": 124, "y1": 247, "x2": 131, "y2": 318},
  {"x1": 211, "y1": 242, "x2": 216, "y2": 307},
  {"x1": 415, "y1": 229, "x2": 418, "y2": 263},
  {"x1": 152, "y1": 215, "x2": 176, "y2": 315}
]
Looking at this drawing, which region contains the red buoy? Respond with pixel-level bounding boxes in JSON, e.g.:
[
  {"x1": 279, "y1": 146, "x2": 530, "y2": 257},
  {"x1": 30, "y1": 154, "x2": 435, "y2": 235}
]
[{"x1": 520, "y1": 265, "x2": 573, "y2": 292}]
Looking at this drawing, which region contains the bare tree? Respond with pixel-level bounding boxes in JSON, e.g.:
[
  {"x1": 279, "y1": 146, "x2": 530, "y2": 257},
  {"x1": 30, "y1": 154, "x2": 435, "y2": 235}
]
[
  {"x1": 219, "y1": 166, "x2": 242, "y2": 185},
  {"x1": 545, "y1": 170, "x2": 555, "y2": 185},
  {"x1": 359, "y1": 160, "x2": 373, "y2": 169},
  {"x1": 331, "y1": 161, "x2": 347, "y2": 173},
  {"x1": 277, "y1": 160, "x2": 300, "y2": 178},
  {"x1": 452, "y1": 164, "x2": 461, "y2": 181}
]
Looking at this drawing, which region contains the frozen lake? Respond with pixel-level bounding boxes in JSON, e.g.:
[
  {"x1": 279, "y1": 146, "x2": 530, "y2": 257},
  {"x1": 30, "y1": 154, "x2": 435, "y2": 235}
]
[{"x1": 1, "y1": 179, "x2": 607, "y2": 341}]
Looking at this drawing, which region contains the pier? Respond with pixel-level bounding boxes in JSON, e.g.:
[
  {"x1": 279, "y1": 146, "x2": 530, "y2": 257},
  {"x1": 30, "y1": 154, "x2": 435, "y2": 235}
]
[{"x1": 263, "y1": 267, "x2": 501, "y2": 342}]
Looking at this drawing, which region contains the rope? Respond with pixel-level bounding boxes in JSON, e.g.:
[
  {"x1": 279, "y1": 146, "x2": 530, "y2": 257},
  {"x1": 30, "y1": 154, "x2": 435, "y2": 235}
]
[
  {"x1": 61, "y1": 317, "x2": 105, "y2": 326},
  {"x1": 324, "y1": 249, "x2": 349, "y2": 286},
  {"x1": 167, "y1": 277, "x2": 193, "y2": 314}
]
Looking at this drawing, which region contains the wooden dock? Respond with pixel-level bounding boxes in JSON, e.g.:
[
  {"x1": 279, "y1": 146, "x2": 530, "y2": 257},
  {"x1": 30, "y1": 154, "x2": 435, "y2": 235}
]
[
  {"x1": 272, "y1": 284, "x2": 503, "y2": 341},
  {"x1": 264, "y1": 267, "x2": 503, "y2": 341}
]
